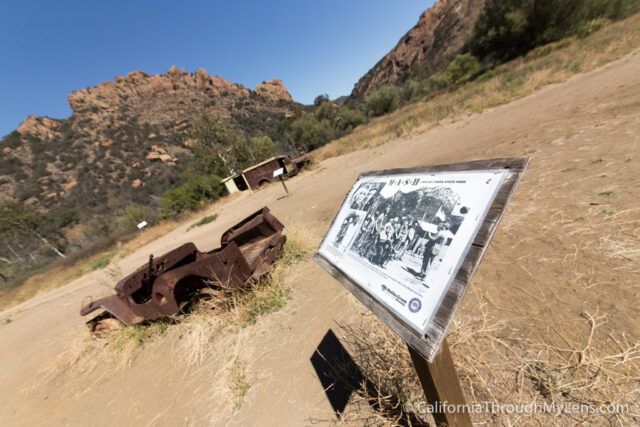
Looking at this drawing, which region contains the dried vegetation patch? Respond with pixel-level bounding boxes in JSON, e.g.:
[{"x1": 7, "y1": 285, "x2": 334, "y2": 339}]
[{"x1": 34, "y1": 222, "x2": 314, "y2": 411}]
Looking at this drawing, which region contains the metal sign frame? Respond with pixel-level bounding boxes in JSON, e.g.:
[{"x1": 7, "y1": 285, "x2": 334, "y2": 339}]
[{"x1": 313, "y1": 157, "x2": 529, "y2": 361}]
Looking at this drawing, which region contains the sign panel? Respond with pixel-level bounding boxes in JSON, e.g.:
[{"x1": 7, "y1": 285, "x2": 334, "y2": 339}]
[
  {"x1": 314, "y1": 158, "x2": 529, "y2": 361},
  {"x1": 137, "y1": 221, "x2": 148, "y2": 230},
  {"x1": 273, "y1": 168, "x2": 284, "y2": 177}
]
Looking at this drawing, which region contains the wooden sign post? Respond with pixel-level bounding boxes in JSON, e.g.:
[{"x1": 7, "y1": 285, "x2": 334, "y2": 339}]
[
  {"x1": 314, "y1": 158, "x2": 528, "y2": 425},
  {"x1": 273, "y1": 167, "x2": 291, "y2": 198},
  {"x1": 408, "y1": 340, "x2": 471, "y2": 426}
]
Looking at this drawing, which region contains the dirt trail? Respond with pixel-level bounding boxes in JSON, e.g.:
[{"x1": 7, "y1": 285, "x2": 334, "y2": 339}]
[{"x1": 1, "y1": 50, "x2": 638, "y2": 425}]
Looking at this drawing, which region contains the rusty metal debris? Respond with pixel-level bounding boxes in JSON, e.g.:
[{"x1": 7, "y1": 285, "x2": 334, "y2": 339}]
[{"x1": 80, "y1": 207, "x2": 285, "y2": 333}]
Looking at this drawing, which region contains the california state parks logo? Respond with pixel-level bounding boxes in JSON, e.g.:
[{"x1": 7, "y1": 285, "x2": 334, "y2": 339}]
[{"x1": 408, "y1": 298, "x2": 422, "y2": 313}]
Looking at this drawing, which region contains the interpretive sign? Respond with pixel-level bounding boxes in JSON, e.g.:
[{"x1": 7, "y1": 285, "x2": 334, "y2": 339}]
[
  {"x1": 273, "y1": 168, "x2": 284, "y2": 177},
  {"x1": 314, "y1": 158, "x2": 529, "y2": 361}
]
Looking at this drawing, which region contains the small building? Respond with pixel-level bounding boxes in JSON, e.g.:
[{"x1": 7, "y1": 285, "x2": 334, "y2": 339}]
[
  {"x1": 222, "y1": 154, "x2": 310, "y2": 194},
  {"x1": 221, "y1": 175, "x2": 249, "y2": 194}
]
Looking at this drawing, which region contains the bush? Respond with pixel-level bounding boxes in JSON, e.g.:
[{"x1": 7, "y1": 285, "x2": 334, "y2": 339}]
[
  {"x1": 248, "y1": 135, "x2": 276, "y2": 163},
  {"x1": 400, "y1": 79, "x2": 428, "y2": 103},
  {"x1": 364, "y1": 85, "x2": 402, "y2": 117},
  {"x1": 118, "y1": 205, "x2": 156, "y2": 232},
  {"x1": 314, "y1": 94, "x2": 330, "y2": 106},
  {"x1": 187, "y1": 213, "x2": 218, "y2": 231},
  {"x1": 575, "y1": 17, "x2": 610, "y2": 37},
  {"x1": 1, "y1": 131, "x2": 22, "y2": 149},
  {"x1": 315, "y1": 101, "x2": 366, "y2": 132},
  {"x1": 336, "y1": 106, "x2": 366, "y2": 132},
  {"x1": 429, "y1": 54, "x2": 483, "y2": 89},
  {"x1": 159, "y1": 175, "x2": 224, "y2": 217},
  {"x1": 288, "y1": 114, "x2": 335, "y2": 151}
]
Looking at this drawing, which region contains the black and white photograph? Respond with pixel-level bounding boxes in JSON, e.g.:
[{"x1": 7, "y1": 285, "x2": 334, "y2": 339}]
[
  {"x1": 332, "y1": 211, "x2": 363, "y2": 251},
  {"x1": 348, "y1": 182, "x2": 385, "y2": 211},
  {"x1": 318, "y1": 170, "x2": 508, "y2": 334}
]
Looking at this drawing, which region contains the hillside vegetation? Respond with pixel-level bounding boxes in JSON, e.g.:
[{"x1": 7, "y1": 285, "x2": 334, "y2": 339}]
[
  {"x1": 315, "y1": 10, "x2": 640, "y2": 160},
  {"x1": 1, "y1": 0, "x2": 639, "y2": 308}
]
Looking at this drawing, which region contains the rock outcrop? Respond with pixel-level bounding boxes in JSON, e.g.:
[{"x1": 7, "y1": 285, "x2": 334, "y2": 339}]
[
  {"x1": 67, "y1": 67, "x2": 250, "y2": 114},
  {"x1": 17, "y1": 116, "x2": 61, "y2": 140},
  {"x1": 254, "y1": 79, "x2": 293, "y2": 102},
  {"x1": 350, "y1": 0, "x2": 485, "y2": 99}
]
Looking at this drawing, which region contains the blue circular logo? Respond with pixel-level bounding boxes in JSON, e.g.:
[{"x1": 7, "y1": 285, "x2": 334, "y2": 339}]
[{"x1": 408, "y1": 298, "x2": 422, "y2": 313}]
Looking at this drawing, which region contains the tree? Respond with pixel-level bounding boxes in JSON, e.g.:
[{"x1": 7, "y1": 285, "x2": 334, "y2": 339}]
[
  {"x1": 188, "y1": 110, "x2": 249, "y2": 177},
  {"x1": 0, "y1": 200, "x2": 65, "y2": 258},
  {"x1": 248, "y1": 135, "x2": 276, "y2": 163},
  {"x1": 314, "y1": 94, "x2": 330, "y2": 106}
]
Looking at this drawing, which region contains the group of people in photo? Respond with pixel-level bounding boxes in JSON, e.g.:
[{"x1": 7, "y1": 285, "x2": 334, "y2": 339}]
[
  {"x1": 352, "y1": 210, "x2": 452, "y2": 277},
  {"x1": 332, "y1": 182, "x2": 464, "y2": 286},
  {"x1": 333, "y1": 211, "x2": 454, "y2": 286}
]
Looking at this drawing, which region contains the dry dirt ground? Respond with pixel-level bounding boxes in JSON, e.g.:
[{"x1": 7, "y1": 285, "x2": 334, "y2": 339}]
[{"x1": 0, "y1": 50, "x2": 638, "y2": 426}]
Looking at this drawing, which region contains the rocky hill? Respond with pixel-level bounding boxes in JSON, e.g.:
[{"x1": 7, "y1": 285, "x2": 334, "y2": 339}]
[
  {"x1": 0, "y1": 68, "x2": 298, "y2": 218},
  {"x1": 350, "y1": 0, "x2": 485, "y2": 99}
]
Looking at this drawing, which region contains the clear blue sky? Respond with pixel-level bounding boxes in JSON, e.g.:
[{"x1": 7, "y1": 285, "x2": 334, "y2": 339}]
[{"x1": 0, "y1": 0, "x2": 433, "y2": 137}]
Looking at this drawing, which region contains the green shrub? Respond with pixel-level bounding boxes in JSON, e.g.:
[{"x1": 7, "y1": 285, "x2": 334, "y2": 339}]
[
  {"x1": 576, "y1": 17, "x2": 610, "y2": 37},
  {"x1": 288, "y1": 114, "x2": 335, "y2": 151},
  {"x1": 159, "y1": 175, "x2": 224, "y2": 217},
  {"x1": 315, "y1": 101, "x2": 366, "y2": 132},
  {"x1": 118, "y1": 205, "x2": 155, "y2": 232},
  {"x1": 336, "y1": 106, "x2": 366, "y2": 131},
  {"x1": 400, "y1": 79, "x2": 428, "y2": 103},
  {"x1": 364, "y1": 85, "x2": 402, "y2": 117},
  {"x1": 187, "y1": 213, "x2": 218, "y2": 231},
  {"x1": 248, "y1": 135, "x2": 276, "y2": 163},
  {"x1": 429, "y1": 54, "x2": 483, "y2": 89}
]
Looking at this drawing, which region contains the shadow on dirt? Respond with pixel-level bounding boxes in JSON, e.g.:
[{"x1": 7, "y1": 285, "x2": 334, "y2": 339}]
[{"x1": 310, "y1": 329, "x2": 427, "y2": 426}]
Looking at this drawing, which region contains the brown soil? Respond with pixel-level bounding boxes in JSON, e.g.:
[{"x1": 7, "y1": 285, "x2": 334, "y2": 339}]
[{"x1": 0, "y1": 49, "x2": 638, "y2": 425}]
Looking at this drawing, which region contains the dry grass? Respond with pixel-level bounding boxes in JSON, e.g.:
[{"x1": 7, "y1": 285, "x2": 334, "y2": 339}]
[
  {"x1": 0, "y1": 219, "x2": 181, "y2": 311},
  {"x1": 36, "y1": 222, "x2": 314, "y2": 410},
  {"x1": 313, "y1": 13, "x2": 640, "y2": 162},
  {"x1": 319, "y1": 288, "x2": 640, "y2": 426},
  {"x1": 162, "y1": 221, "x2": 315, "y2": 369},
  {"x1": 0, "y1": 249, "x2": 121, "y2": 311}
]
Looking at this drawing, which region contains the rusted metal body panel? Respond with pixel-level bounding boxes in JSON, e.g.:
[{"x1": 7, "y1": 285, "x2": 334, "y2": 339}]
[
  {"x1": 222, "y1": 154, "x2": 311, "y2": 194},
  {"x1": 80, "y1": 207, "x2": 285, "y2": 328},
  {"x1": 242, "y1": 156, "x2": 295, "y2": 189}
]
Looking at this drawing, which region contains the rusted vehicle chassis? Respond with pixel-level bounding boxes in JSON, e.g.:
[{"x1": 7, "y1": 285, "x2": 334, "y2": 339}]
[{"x1": 80, "y1": 207, "x2": 285, "y2": 328}]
